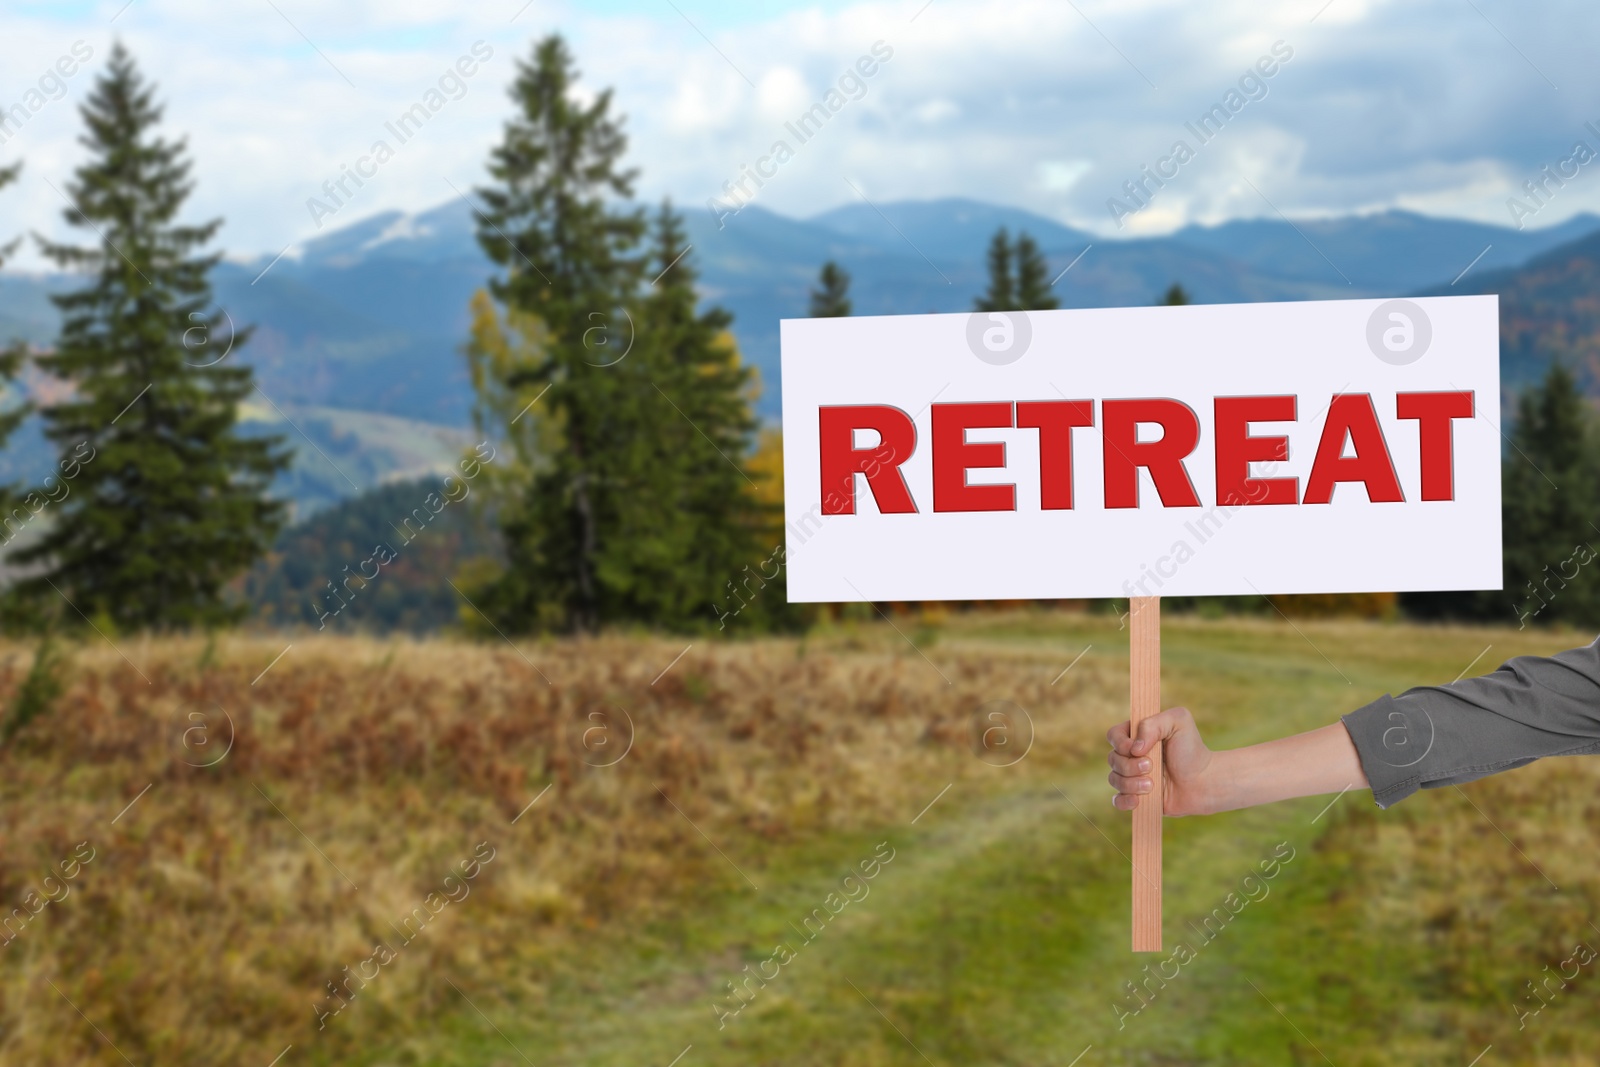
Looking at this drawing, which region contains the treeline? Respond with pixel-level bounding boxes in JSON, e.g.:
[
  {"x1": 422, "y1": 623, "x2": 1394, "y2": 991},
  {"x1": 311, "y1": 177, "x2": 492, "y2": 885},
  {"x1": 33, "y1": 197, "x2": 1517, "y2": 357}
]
[
  {"x1": 0, "y1": 37, "x2": 795, "y2": 637},
  {"x1": 243, "y1": 476, "x2": 502, "y2": 634},
  {"x1": 0, "y1": 38, "x2": 1591, "y2": 638},
  {"x1": 1405, "y1": 362, "x2": 1600, "y2": 629},
  {"x1": 806, "y1": 235, "x2": 1595, "y2": 631}
]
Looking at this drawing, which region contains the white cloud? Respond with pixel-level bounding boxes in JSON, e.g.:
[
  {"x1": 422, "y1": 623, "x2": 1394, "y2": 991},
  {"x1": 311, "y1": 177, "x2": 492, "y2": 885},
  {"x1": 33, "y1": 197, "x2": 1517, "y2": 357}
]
[
  {"x1": 0, "y1": 0, "x2": 1597, "y2": 268},
  {"x1": 914, "y1": 98, "x2": 959, "y2": 124},
  {"x1": 758, "y1": 66, "x2": 813, "y2": 121},
  {"x1": 1037, "y1": 160, "x2": 1090, "y2": 192}
]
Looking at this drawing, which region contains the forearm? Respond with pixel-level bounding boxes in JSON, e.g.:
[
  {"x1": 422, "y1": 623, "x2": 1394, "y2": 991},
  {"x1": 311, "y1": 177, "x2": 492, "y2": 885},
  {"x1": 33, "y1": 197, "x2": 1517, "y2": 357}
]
[
  {"x1": 1342, "y1": 638, "x2": 1600, "y2": 808},
  {"x1": 1201, "y1": 722, "x2": 1368, "y2": 814},
  {"x1": 1114, "y1": 640, "x2": 1600, "y2": 816}
]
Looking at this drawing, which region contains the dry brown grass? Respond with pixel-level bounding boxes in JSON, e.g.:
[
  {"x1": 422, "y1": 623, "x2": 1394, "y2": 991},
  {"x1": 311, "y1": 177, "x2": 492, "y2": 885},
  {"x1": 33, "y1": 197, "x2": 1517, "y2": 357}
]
[{"x1": 0, "y1": 624, "x2": 1121, "y2": 1066}]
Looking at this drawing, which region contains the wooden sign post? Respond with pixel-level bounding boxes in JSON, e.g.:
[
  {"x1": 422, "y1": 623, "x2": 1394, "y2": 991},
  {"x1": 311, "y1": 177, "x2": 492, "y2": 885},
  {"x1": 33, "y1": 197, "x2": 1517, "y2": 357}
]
[
  {"x1": 1129, "y1": 596, "x2": 1162, "y2": 952},
  {"x1": 778, "y1": 295, "x2": 1501, "y2": 952}
]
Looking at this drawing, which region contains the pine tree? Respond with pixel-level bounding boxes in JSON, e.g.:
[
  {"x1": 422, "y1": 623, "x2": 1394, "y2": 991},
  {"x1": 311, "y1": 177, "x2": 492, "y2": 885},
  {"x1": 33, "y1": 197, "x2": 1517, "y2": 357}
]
[
  {"x1": 1013, "y1": 232, "x2": 1059, "y2": 310},
  {"x1": 974, "y1": 228, "x2": 1015, "y2": 312},
  {"x1": 810, "y1": 261, "x2": 852, "y2": 317},
  {"x1": 1163, "y1": 283, "x2": 1191, "y2": 306},
  {"x1": 14, "y1": 44, "x2": 289, "y2": 630},
  {"x1": 1499, "y1": 363, "x2": 1600, "y2": 626},
  {"x1": 976, "y1": 228, "x2": 1057, "y2": 311},
  {"x1": 471, "y1": 35, "x2": 648, "y2": 631},
  {"x1": 472, "y1": 37, "x2": 781, "y2": 633},
  {"x1": 468, "y1": 43, "x2": 777, "y2": 632},
  {"x1": 1402, "y1": 362, "x2": 1600, "y2": 624},
  {"x1": 630, "y1": 202, "x2": 778, "y2": 629}
]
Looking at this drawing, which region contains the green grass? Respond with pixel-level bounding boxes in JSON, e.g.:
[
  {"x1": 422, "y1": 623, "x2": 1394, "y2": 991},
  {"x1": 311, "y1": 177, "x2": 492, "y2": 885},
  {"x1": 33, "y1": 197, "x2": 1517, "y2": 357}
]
[{"x1": 366, "y1": 613, "x2": 1600, "y2": 1067}]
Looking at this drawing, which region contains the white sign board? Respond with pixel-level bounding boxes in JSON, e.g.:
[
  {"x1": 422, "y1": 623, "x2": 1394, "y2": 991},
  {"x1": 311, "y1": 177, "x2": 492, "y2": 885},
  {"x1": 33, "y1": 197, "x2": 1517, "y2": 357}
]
[{"x1": 780, "y1": 296, "x2": 1501, "y2": 603}]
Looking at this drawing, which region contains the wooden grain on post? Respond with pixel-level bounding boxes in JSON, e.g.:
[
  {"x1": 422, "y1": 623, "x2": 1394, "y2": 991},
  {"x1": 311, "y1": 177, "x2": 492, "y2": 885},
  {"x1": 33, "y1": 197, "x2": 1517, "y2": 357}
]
[{"x1": 1129, "y1": 596, "x2": 1163, "y2": 952}]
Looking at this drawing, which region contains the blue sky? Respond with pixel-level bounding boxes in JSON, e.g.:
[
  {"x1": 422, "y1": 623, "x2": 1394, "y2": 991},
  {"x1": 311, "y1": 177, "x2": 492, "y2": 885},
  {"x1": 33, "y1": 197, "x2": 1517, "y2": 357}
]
[{"x1": 1, "y1": 0, "x2": 1596, "y2": 264}]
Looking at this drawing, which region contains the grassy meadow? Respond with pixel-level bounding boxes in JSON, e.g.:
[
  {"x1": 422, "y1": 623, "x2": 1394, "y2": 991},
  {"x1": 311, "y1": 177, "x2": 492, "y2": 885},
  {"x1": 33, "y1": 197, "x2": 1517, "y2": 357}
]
[{"x1": 1, "y1": 611, "x2": 1597, "y2": 1066}]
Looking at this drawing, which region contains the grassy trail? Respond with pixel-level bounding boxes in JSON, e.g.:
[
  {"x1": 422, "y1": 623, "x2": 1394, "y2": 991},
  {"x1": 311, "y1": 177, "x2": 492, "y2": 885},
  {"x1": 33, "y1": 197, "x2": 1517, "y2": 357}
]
[{"x1": 408, "y1": 614, "x2": 1598, "y2": 1067}]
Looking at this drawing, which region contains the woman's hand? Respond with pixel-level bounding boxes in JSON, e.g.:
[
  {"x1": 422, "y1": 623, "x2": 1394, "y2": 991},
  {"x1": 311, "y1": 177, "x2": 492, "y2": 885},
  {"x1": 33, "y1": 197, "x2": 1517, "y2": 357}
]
[
  {"x1": 1107, "y1": 712, "x2": 1370, "y2": 815},
  {"x1": 1105, "y1": 706, "x2": 1216, "y2": 816}
]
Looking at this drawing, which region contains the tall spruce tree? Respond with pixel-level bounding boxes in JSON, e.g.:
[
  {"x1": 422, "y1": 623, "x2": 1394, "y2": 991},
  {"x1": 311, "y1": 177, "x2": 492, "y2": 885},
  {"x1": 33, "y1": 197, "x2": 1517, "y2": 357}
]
[
  {"x1": 1499, "y1": 363, "x2": 1600, "y2": 625},
  {"x1": 631, "y1": 203, "x2": 774, "y2": 628},
  {"x1": 810, "y1": 261, "x2": 852, "y2": 317},
  {"x1": 1403, "y1": 362, "x2": 1600, "y2": 624},
  {"x1": 975, "y1": 229, "x2": 1015, "y2": 311},
  {"x1": 975, "y1": 227, "x2": 1057, "y2": 311},
  {"x1": 1013, "y1": 232, "x2": 1059, "y2": 310},
  {"x1": 1162, "y1": 283, "x2": 1191, "y2": 306},
  {"x1": 15, "y1": 44, "x2": 288, "y2": 630},
  {"x1": 471, "y1": 37, "x2": 766, "y2": 632},
  {"x1": 473, "y1": 34, "x2": 647, "y2": 631}
]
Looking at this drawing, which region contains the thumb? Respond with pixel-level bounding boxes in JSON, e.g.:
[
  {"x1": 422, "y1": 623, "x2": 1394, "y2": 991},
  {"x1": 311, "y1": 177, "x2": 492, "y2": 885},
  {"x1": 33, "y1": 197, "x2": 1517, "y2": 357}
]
[{"x1": 1131, "y1": 706, "x2": 1195, "y2": 757}]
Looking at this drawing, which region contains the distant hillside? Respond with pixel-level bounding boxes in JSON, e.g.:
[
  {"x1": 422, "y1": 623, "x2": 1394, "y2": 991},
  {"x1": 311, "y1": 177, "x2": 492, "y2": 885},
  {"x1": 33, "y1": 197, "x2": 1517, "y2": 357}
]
[
  {"x1": 1170, "y1": 210, "x2": 1600, "y2": 293},
  {"x1": 0, "y1": 399, "x2": 475, "y2": 525},
  {"x1": 5, "y1": 197, "x2": 1600, "y2": 512},
  {"x1": 0, "y1": 205, "x2": 484, "y2": 428},
  {"x1": 692, "y1": 201, "x2": 1600, "y2": 415},
  {"x1": 212, "y1": 210, "x2": 485, "y2": 428},
  {"x1": 240, "y1": 475, "x2": 500, "y2": 632},
  {"x1": 7, "y1": 198, "x2": 1597, "y2": 426},
  {"x1": 243, "y1": 402, "x2": 480, "y2": 521},
  {"x1": 1430, "y1": 228, "x2": 1600, "y2": 397}
]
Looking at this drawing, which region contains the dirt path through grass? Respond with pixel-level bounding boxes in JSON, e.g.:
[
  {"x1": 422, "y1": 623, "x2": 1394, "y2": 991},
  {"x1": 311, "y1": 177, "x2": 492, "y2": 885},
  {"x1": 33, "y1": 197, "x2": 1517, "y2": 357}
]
[{"x1": 404, "y1": 615, "x2": 1588, "y2": 1067}]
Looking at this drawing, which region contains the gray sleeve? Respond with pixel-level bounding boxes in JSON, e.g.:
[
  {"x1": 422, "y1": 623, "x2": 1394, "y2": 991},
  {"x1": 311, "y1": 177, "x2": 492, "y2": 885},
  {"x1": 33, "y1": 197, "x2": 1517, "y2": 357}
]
[{"x1": 1341, "y1": 637, "x2": 1600, "y2": 808}]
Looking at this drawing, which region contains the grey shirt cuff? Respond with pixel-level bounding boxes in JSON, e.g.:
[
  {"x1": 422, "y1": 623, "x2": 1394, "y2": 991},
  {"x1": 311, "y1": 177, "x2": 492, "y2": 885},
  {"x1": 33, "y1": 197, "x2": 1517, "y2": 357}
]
[{"x1": 1342, "y1": 638, "x2": 1600, "y2": 809}]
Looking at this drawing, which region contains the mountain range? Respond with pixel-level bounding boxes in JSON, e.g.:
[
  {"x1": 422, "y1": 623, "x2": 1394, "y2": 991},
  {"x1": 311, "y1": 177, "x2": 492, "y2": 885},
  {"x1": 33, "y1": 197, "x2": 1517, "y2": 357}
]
[{"x1": 3, "y1": 197, "x2": 1600, "y2": 514}]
